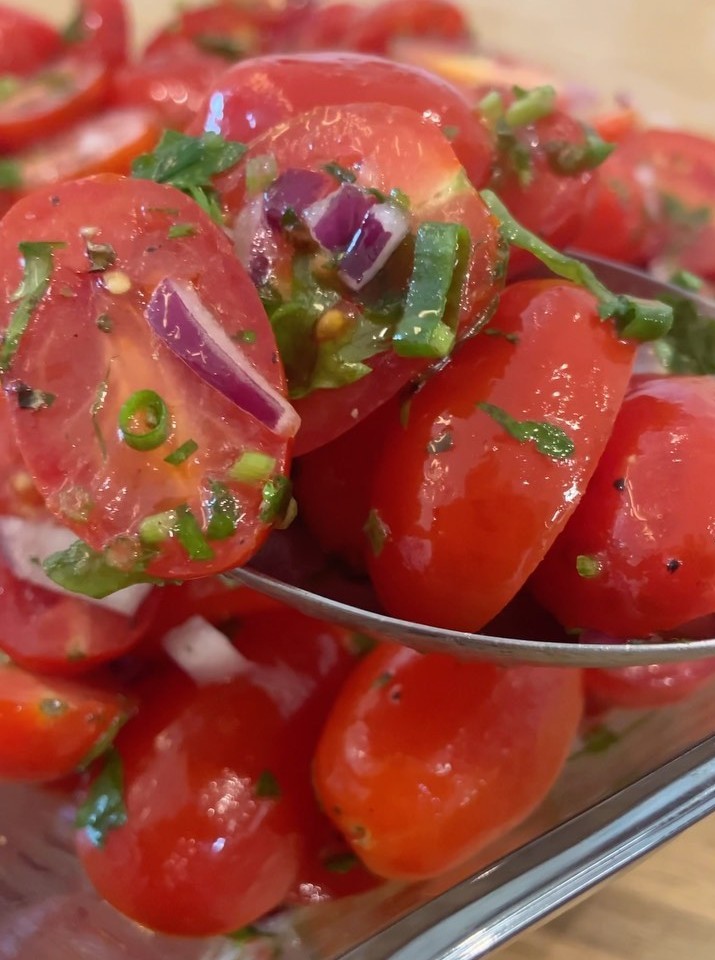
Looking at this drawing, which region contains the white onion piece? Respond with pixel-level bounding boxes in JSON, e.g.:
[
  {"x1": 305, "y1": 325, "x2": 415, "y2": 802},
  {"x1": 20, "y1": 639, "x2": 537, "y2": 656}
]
[
  {"x1": 339, "y1": 201, "x2": 411, "y2": 291},
  {"x1": 146, "y1": 278, "x2": 300, "y2": 439},
  {"x1": 162, "y1": 616, "x2": 250, "y2": 685},
  {"x1": 0, "y1": 516, "x2": 152, "y2": 617}
]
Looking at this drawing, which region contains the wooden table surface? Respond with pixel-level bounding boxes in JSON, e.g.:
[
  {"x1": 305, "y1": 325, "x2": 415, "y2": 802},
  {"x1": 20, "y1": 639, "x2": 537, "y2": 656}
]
[{"x1": 19, "y1": 0, "x2": 715, "y2": 956}]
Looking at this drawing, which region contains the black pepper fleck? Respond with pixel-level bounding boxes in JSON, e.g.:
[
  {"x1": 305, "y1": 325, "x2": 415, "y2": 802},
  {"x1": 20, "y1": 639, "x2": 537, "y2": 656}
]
[
  {"x1": 613, "y1": 478, "x2": 625, "y2": 492},
  {"x1": 50, "y1": 196, "x2": 60, "y2": 206},
  {"x1": 666, "y1": 559, "x2": 681, "y2": 573}
]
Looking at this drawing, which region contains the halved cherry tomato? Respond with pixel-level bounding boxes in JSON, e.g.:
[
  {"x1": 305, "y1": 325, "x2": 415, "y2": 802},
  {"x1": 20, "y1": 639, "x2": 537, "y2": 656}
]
[
  {"x1": 217, "y1": 102, "x2": 502, "y2": 455},
  {"x1": 367, "y1": 280, "x2": 636, "y2": 631},
  {"x1": 12, "y1": 107, "x2": 160, "y2": 191},
  {"x1": 0, "y1": 4, "x2": 62, "y2": 76},
  {"x1": 0, "y1": 175, "x2": 290, "y2": 580},
  {"x1": 0, "y1": 392, "x2": 45, "y2": 520},
  {"x1": 64, "y1": 0, "x2": 129, "y2": 69},
  {"x1": 0, "y1": 57, "x2": 111, "y2": 152},
  {"x1": 314, "y1": 642, "x2": 583, "y2": 879},
  {"x1": 110, "y1": 41, "x2": 226, "y2": 130},
  {"x1": 192, "y1": 53, "x2": 495, "y2": 189},
  {"x1": 349, "y1": 0, "x2": 472, "y2": 56},
  {"x1": 0, "y1": 661, "x2": 129, "y2": 782},
  {"x1": 530, "y1": 376, "x2": 715, "y2": 637}
]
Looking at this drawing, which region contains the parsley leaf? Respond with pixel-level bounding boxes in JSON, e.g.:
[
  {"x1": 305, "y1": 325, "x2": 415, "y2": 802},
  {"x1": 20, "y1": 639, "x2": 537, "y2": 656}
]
[
  {"x1": 43, "y1": 539, "x2": 161, "y2": 599},
  {"x1": 75, "y1": 748, "x2": 127, "y2": 847},
  {"x1": 0, "y1": 241, "x2": 64, "y2": 373},
  {"x1": 477, "y1": 402, "x2": 575, "y2": 460}
]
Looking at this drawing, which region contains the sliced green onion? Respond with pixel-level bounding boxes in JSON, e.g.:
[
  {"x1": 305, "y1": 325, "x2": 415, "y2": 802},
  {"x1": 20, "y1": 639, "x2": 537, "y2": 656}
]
[
  {"x1": 175, "y1": 504, "x2": 214, "y2": 561},
  {"x1": 545, "y1": 130, "x2": 614, "y2": 174},
  {"x1": 259, "y1": 475, "x2": 293, "y2": 525},
  {"x1": 670, "y1": 268, "x2": 704, "y2": 292},
  {"x1": 206, "y1": 482, "x2": 240, "y2": 540},
  {"x1": 0, "y1": 241, "x2": 64, "y2": 373},
  {"x1": 479, "y1": 189, "x2": 673, "y2": 342},
  {"x1": 138, "y1": 510, "x2": 177, "y2": 545},
  {"x1": 576, "y1": 554, "x2": 602, "y2": 578},
  {"x1": 477, "y1": 90, "x2": 505, "y2": 124},
  {"x1": 229, "y1": 451, "x2": 276, "y2": 484},
  {"x1": 392, "y1": 221, "x2": 470, "y2": 358},
  {"x1": 246, "y1": 153, "x2": 278, "y2": 195},
  {"x1": 167, "y1": 222, "x2": 197, "y2": 239},
  {"x1": 164, "y1": 438, "x2": 198, "y2": 465},
  {"x1": 505, "y1": 85, "x2": 557, "y2": 127},
  {"x1": 118, "y1": 390, "x2": 170, "y2": 451}
]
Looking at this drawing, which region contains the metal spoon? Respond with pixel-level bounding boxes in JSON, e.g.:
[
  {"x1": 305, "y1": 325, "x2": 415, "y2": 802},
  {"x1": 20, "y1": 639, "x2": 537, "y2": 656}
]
[{"x1": 229, "y1": 254, "x2": 715, "y2": 668}]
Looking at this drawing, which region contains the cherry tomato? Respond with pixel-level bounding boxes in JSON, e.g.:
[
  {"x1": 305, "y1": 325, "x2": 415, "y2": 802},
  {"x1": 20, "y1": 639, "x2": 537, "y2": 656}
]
[
  {"x1": 192, "y1": 53, "x2": 495, "y2": 189},
  {"x1": 0, "y1": 661, "x2": 129, "y2": 782},
  {"x1": 110, "y1": 41, "x2": 227, "y2": 130},
  {"x1": 349, "y1": 0, "x2": 472, "y2": 56},
  {"x1": 0, "y1": 392, "x2": 45, "y2": 520},
  {"x1": 64, "y1": 0, "x2": 129, "y2": 69},
  {"x1": 0, "y1": 57, "x2": 111, "y2": 152},
  {"x1": 0, "y1": 175, "x2": 291, "y2": 580},
  {"x1": 0, "y1": 4, "x2": 61, "y2": 76},
  {"x1": 293, "y1": 2, "x2": 361, "y2": 49},
  {"x1": 11, "y1": 107, "x2": 159, "y2": 192},
  {"x1": 367, "y1": 280, "x2": 636, "y2": 632},
  {"x1": 530, "y1": 376, "x2": 715, "y2": 637},
  {"x1": 314, "y1": 642, "x2": 583, "y2": 879},
  {"x1": 217, "y1": 103, "x2": 502, "y2": 455},
  {"x1": 585, "y1": 655, "x2": 715, "y2": 710}
]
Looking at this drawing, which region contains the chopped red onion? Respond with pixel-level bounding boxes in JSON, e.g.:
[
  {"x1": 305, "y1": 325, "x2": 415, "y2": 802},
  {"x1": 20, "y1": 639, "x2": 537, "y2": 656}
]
[
  {"x1": 263, "y1": 168, "x2": 327, "y2": 230},
  {"x1": 162, "y1": 616, "x2": 250, "y2": 685},
  {"x1": 339, "y1": 201, "x2": 411, "y2": 291},
  {"x1": 146, "y1": 279, "x2": 300, "y2": 439},
  {"x1": 0, "y1": 516, "x2": 152, "y2": 616},
  {"x1": 303, "y1": 183, "x2": 376, "y2": 251}
]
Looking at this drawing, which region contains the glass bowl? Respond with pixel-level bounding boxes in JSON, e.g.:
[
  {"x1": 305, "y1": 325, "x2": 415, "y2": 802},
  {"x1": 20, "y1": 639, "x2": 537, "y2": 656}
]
[{"x1": 3, "y1": 1, "x2": 715, "y2": 958}]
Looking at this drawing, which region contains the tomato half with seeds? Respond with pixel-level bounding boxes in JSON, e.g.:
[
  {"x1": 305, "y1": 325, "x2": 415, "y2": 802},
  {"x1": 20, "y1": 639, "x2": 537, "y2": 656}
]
[
  {"x1": 0, "y1": 174, "x2": 294, "y2": 581},
  {"x1": 530, "y1": 376, "x2": 715, "y2": 637},
  {"x1": 0, "y1": 661, "x2": 129, "y2": 782},
  {"x1": 314, "y1": 642, "x2": 583, "y2": 879},
  {"x1": 218, "y1": 102, "x2": 502, "y2": 454},
  {"x1": 0, "y1": 4, "x2": 62, "y2": 76},
  {"x1": 0, "y1": 57, "x2": 111, "y2": 152},
  {"x1": 192, "y1": 53, "x2": 495, "y2": 189},
  {"x1": 367, "y1": 280, "x2": 636, "y2": 632}
]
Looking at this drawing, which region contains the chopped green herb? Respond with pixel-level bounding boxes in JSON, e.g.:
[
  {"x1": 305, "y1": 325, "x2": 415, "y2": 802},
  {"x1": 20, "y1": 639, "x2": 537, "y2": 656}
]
[
  {"x1": 660, "y1": 192, "x2": 710, "y2": 232},
  {"x1": 348, "y1": 632, "x2": 377, "y2": 656},
  {"x1": 85, "y1": 240, "x2": 116, "y2": 273},
  {"x1": 670, "y1": 268, "x2": 703, "y2": 292},
  {"x1": 364, "y1": 508, "x2": 389, "y2": 556},
  {"x1": 132, "y1": 131, "x2": 246, "y2": 225},
  {"x1": 494, "y1": 122, "x2": 534, "y2": 186},
  {"x1": 61, "y1": 9, "x2": 86, "y2": 43},
  {"x1": 167, "y1": 222, "x2": 197, "y2": 239},
  {"x1": 194, "y1": 33, "x2": 245, "y2": 59},
  {"x1": 0, "y1": 241, "x2": 64, "y2": 373},
  {"x1": 232, "y1": 329, "x2": 257, "y2": 344},
  {"x1": 206, "y1": 482, "x2": 240, "y2": 540},
  {"x1": 77, "y1": 712, "x2": 130, "y2": 771},
  {"x1": 118, "y1": 389, "x2": 170, "y2": 451},
  {"x1": 388, "y1": 186, "x2": 411, "y2": 210},
  {"x1": 324, "y1": 852, "x2": 359, "y2": 874},
  {"x1": 426, "y1": 431, "x2": 453, "y2": 454},
  {"x1": 91, "y1": 370, "x2": 110, "y2": 460},
  {"x1": 176, "y1": 504, "x2": 214, "y2": 561},
  {"x1": 0, "y1": 158, "x2": 22, "y2": 190},
  {"x1": 95, "y1": 313, "x2": 113, "y2": 333},
  {"x1": 75, "y1": 748, "x2": 127, "y2": 847},
  {"x1": 259, "y1": 475, "x2": 293, "y2": 525},
  {"x1": 478, "y1": 401, "x2": 575, "y2": 461},
  {"x1": 576, "y1": 554, "x2": 602, "y2": 578},
  {"x1": 43, "y1": 539, "x2": 160, "y2": 599},
  {"x1": 479, "y1": 189, "x2": 673, "y2": 342},
  {"x1": 255, "y1": 769, "x2": 281, "y2": 799},
  {"x1": 164, "y1": 438, "x2": 199, "y2": 465},
  {"x1": 246, "y1": 153, "x2": 278, "y2": 195},
  {"x1": 653, "y1": 294, "x2": 715, "y2": 374},
  {"x1": 0, "y1": 75, "x2": 21, "y2": 102},
  {"x1": 392, "y1": 221, "x2": 470, "y2": 358},
  {"x1": 484, "y1": 327, "x2": 520, "y2": 343},
  {"x1": 579, "y1": 725, "x2": 620, "y2": 755},
  {"x1": 39, "y1": 698, "x2": 68, "y2": 718},
  {"x1": 505, "y1": 85, "x2": 557, "y2": 127},
  {"x1": 229, "y1": 451, "x2": 276, "y2": 484},
  {"x1": 545, "y1": 130, "x2": 614, "y2": 174},
  {"x1": 372, "y1": 671, "x2": 394, "y2": 689},
  {"x1": 16, "y1": 385, "x2": 55, "y2": 411},
  {"x1": 228, "y1": 925, "x2": 262, "y2": 944},
  {"x1": 323, "y1": 161, "x2": 357, "y2": 184},
  {"x1": 441, "y1": 124, "x2": 459, "y2": 141},
  {"x1": 138, "y1": 510, "x2": 178, "y2": 546}
]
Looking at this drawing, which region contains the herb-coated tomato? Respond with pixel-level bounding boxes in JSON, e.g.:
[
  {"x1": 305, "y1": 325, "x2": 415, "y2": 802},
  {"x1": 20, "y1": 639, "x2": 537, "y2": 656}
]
[
  {"x1": 0, "y1": 661, "x2": 129, "y2": 782},
  {"x1": 11, "y1": 107, "x2": 159, "y2": 192},
  {"x1": 314, "y1": 642, "x2": 583, "y2": 879},
  {"x1": 0, "y1": 175, "x2": 292, "y2": 581},
  {"x1": 218, "y1": 103, "x2": 502, "y2": 454},
  {"x1": 192, "y1": 53, "x2": 495, "y2": 189},
  {"x1": 64, "y1": 0, "x2": 129, "y2": 69},
  {"x1": 0, "y1": 57, "x2": 111, "y2": 152},
  {"x1": 367, "y1": 280, "x2": 636, "y2": 632},
  {"x1": 530, "y1": 376, "x2": 715, "y2": 637},
  {"x1": 110, "y1": 41, "x2": 227, "y2": 130},
  {"x1": 349, "y1": 0, "x2": 471, "y2": 56},
  {"x1": 0, "y1": 4, "x2": 61, "y2": 76}
]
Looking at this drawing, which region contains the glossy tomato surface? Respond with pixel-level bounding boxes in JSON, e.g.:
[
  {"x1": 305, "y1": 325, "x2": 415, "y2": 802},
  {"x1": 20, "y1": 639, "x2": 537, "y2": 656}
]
[
  {"x1": 367, "y1": 280, "x2": 636, "y2": 631},
  {"x1": 314, "y1": 642, "x2": 583, "y2": 879},
  {"x1": 0, "y1": 175, "x2": 291, "y2": 580}
]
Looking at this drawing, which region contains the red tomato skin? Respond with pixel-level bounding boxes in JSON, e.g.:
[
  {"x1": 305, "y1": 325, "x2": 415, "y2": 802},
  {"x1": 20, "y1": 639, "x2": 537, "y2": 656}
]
[
  {"x1": 0, "y1": 57, "x2": 111, "y2": 152},
  {"x1": 219, "y1": 102, "x2": 502, "y2": 455},
  {"x1": 0, "y1": 174, "x2": 289, "y2": 581},
  {"x1": 367, "y1": 280, "x2": 636, "y2": 632},
  {"x1": 191, "y1": 53, "x2": 495, "y2": 190},
  {"x1": 67, "y1": 0, "x2": 129, "y2": 69},
  {"x1": 293, "y1": 2, "x2": 361, "y2": 49},
  {"x1": 530, "y1": 376, "x2": 715, "y2": 638},
  {"x1": 0, "y1": 5, "x2": 62, "y2": 76},
  {"x1": 110, "y1": 42, "x2": 226, "y2": 130},
  {"x1": 349, "y1": 0, "x2": 471, "y2": 56},
  {"x1": 0, "y1": 663, "x2": 129, "y2": 782},
  {"x1": 585, "y1": 658, "x2": 715, "y2": 711},
  {"x1": 314, "y1": 642, "x2": 583, "y2": 879}
]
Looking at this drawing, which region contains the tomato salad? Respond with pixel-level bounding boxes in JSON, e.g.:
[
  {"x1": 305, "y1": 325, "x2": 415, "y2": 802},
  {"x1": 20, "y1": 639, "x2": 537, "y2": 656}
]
[{"x1": 1, "y1": 0, "x2": 715, "y2": 941}]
